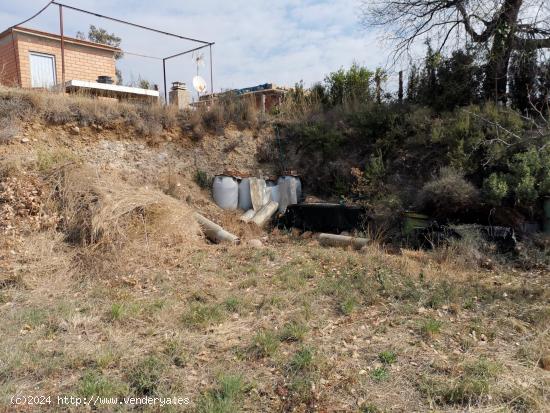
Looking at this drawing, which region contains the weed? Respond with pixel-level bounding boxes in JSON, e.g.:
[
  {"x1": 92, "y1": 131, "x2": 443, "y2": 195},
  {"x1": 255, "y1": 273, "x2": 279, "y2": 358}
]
[
  {"x1": 288, "y1": 375, "x2": 316, "y2": 405},
  {"x1": 181, "y1": 303, "x2": 224, "y2": 329},
  {"x1": 279, "y1": 321, "x2": 308, "y2": 342},
  {"x1": 0, "y1": 117, "x2": 19, "y2": 144},
  {"x1": 421, "y1": 358, "x2": 500, "y2": 405},
  {"x1": 94, "y1": 348, "x2": 120, "y2": 369},
  {"x1": 238, "y1": 277, "x2": 258, "y2": 289},
  {"x1": 108, "y1": 303, "x2": 125, "y2": 322},
  {"x1": 250, "y1": 330, "x2": 279, "y2": 358},
  {"x1": 224, "y1": 297, "x2": 243, "y2": 313},
  {"x1": 361, "y1": 404, "x2": 383, "y2": 413},
  {"x1": 78, "y1": 370, "x2": 127, "y2": 398},
  {"x1": 197, "y1": 374, "x2": 246, "y2": 413},
  {"x1": 339, "y1": 295, "x2": 358, "y2": 315},
  {"x1": 128, "y1": 356, "x2": 165, "y2": 397},
  {"x1": 163, "y1": 339, "x2": 187, "y2": 367},
  {"x1": 378, "y1": 350, "x2": 397, "y2": 365},
  {"x1": 420, "y1": 318, "x2": 442, "y2": 339},
  {"x1": 370, "y1": 367, "x2": 389, "y2": 382},
  {"x1": 194, "y1": 169, "x2": 210, "y2": 189},
  {"x1": 36, "y1": 148, "x2": 79, "y2": 171},
  {"x1": 288, "y1": 347, "x2": 314, "y2": 374}
]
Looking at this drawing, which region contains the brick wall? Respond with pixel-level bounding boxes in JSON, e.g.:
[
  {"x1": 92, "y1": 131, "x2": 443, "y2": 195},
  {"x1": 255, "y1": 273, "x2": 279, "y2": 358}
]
[
  {"x1": 15, "y1": 31, "x2": 116, "y2": 88},
  {"x1": 0, "y1": 34, "x2": 21, "y2": 86}
]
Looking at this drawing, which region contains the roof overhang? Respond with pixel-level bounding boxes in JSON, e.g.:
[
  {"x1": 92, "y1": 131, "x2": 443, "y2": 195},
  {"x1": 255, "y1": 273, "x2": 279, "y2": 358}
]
[{"x1": 0, "y1": 26, "x2": 121, "y2": 53}]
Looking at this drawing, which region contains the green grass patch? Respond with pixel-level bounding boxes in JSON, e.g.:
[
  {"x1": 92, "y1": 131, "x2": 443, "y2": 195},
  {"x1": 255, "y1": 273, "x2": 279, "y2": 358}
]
[
  {"x1": 181, "y1": 303, "x2": 225, "y2": 329},
  {"x1": 128, "y1": 356, "x2": 165, "y2": 397},
  {"x1": 339, "y1": 296, "x2": 358, "y2": 315},
  {"x1": 78, "y1": 370, "x2": 127, "y2": 399},
  {"x1": 370, "y1": 366, "x2": 389, "y2": 382},
  {"x1": 421, "y1": 357, "x2": 501, "y2": 405},
  {"x1": 224, "y1": 297, "x2": 243, "y2": 313},
  {"x1": 279, "y1": 321, "x2": 308, "y2": 342},
  {"x1": 287, "y1": 347, "x2": 314, "y2": 374},
  {"x1": 197, "y1": 374, "x2": 246, "y2": 413},
  {"x1": 250, "y1": 330, "x2": 279, "y2": 358},
  {"x1": 420, "y1": 318, "x2": 442, "y2": 339},
  {"x1": 378, "y1": 350, "x2": 397, "y2": 365}
]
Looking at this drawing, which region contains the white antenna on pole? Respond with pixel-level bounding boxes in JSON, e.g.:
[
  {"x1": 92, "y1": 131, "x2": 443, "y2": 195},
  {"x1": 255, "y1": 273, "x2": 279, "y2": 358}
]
[{"x1": 192, "y1": 51, "x2": 207, "y2": 100}]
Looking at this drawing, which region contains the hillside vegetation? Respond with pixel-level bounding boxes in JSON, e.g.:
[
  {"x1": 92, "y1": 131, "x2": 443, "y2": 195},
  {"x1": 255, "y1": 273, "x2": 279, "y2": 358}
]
[{"x1": 0, "y1": 81, "x2": 549, "y2": 413}]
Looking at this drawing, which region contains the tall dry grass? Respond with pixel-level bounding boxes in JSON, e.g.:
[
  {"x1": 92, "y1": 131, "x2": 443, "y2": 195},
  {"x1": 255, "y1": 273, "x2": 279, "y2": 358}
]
[
  {"x1": 0, "y1": 86, "x2": 180, "y2": 138},
  {"x1": 50, "y1": 164, "x2": 201, "y2": 249}
]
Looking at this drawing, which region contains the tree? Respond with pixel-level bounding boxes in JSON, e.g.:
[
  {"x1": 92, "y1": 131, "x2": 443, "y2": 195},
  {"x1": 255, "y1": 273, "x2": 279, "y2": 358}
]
[
  {"x1": 361, "y1": 0, "x2": 550, "y2": 103},
  {"x1": 77, "y1": 25, "x2": 123, "y2": 84},
  {"x1": 324, "y1": 63, "x2": 374, "y2": 106}
]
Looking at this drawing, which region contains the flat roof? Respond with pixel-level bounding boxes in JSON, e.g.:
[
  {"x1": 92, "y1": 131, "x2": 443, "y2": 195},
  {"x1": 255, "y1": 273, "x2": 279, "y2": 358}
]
[{"x1": 0, "y1": 26, "x2": 121, "y2": 53}]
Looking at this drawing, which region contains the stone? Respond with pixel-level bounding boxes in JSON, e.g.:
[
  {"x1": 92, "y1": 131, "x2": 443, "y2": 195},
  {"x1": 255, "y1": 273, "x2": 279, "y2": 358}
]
[
  {"x1": 20, "y1": 137, "x2": 30, "y2": 143},
  {"x1": 70, "y1": 126, "x2": 80, "y2": 135},
  {"x1": 247, "y1": 239, "x2": 263, "y2": 248}
]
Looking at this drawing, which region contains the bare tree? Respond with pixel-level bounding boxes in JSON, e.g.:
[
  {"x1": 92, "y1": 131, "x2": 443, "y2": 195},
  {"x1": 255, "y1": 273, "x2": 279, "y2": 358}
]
[{"x1": 361, "y1": 0, "x2": 550, "y2": 102}]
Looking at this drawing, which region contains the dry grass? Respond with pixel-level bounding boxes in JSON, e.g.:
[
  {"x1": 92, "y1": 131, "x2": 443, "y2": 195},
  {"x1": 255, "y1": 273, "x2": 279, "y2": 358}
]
[
  {"x1": 0, "y1": 86, "x2": 180, "y2": 139},
  {"x1": 50, "y1": 164, "x2": 201, "y2": 250},
  {"x1": 0, "y1": 105, "x2": 548, "y2": 412}
]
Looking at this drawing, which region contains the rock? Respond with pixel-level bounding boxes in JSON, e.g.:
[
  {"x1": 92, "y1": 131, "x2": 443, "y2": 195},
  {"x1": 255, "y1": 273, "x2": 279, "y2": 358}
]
[
  {"x1": 20, "y1": 137, "x2": 30, "y2": 143},
  {"x1": 58, "y1": 320, "x2": 69, "y2": 332},
  {"x1": 70, "y1": 126, "x2": 80, "y2": 135},
  {"x1": 301, "y1": 231, "x2": 313, "y2": 239},
  {"x1": 247, "y1": 239, "x2": 263, "y2": 248}
]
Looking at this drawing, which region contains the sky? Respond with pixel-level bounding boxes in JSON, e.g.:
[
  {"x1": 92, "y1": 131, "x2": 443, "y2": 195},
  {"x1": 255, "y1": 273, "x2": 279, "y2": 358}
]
[{"x1": 0, "y1": 0, "x2": 408, "y2": 95}]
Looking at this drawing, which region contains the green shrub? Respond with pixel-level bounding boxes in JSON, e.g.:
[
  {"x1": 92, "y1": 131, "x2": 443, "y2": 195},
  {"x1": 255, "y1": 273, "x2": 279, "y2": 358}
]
[
  {"x1": 418, "y1": 167, "x2": 478, "y2": 212},
  {"x1": 482, "y1": 173, "x2": 509, "y2": 205},
  {"x1": 194, "y1": 169, "x2": 210, "y2": 189}
]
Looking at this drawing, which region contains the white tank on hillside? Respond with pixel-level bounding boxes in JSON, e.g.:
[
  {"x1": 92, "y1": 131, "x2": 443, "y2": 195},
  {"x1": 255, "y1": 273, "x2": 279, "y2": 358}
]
[
  {"x1": 213, "y1": 175, "x2": 239, "y2": 210},
  {"x1": 266, "y1": 180, "x2": 281, "y2": 204},
  {"x1": 238, "y1": 178, "x2": 253, "y2": 210}
]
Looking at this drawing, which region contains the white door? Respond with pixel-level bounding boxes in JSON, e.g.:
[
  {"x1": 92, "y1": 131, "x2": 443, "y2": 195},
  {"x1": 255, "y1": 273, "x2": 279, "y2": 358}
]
[{"x1": 29, "y1": 52, "x2": 56, "y2": 88}]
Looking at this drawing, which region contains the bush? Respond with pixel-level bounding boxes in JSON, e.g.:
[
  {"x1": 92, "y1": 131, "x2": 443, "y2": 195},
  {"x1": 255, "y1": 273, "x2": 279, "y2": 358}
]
[
  {"x1": 418, "y1": 167, "x2": 478, "y2": 213},
  {"x1": 194, "y1": 169, "x2": 210, "y2": 189},
  {"x1": 482, "y1": 173, "x2": 509, "y2": 205}
]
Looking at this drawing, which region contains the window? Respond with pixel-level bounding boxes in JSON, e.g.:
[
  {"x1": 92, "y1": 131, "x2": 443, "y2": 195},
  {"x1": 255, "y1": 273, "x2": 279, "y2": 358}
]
[{"x1": 29, "y1": 52, "x2": 56, "y2": 88}]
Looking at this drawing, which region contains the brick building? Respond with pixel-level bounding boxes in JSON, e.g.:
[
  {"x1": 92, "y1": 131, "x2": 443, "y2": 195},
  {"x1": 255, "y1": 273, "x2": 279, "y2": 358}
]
[{"x1": 0, "y1": 26, "x2": 118, "y2": 89}]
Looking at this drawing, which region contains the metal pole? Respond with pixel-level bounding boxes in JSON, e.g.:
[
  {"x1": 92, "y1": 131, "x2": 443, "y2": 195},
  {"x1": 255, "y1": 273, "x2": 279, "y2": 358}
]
[
  {"x1": 209, "y1": 44, "x2": 214, "y2": 103},
  {"x1": 59, "y1": 4, "x2": 66, "y2": 90},
  {"x1": 163, "y1": 58, "x2": 167, "y2": 104}
]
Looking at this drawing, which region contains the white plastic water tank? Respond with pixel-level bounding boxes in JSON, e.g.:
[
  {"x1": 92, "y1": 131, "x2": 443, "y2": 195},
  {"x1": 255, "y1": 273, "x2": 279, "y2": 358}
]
[
  {"x1": 238, "y1": 178, "x2": 253, "y2": 210},
  {"x1": 266, "y1": 180, "x2": 280, "y2": 204},
  {"x1": 213, "y1": 175, "x2": 239, "y2": 210},
  {"x1": 278, "y1": 176, "x2": 301, "y2": 205}
]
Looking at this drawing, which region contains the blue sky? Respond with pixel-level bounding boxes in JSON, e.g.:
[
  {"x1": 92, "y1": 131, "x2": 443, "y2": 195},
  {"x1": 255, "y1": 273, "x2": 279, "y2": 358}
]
[{"x1": 0, "y1": 1, "x2": 405, "y2": 94}]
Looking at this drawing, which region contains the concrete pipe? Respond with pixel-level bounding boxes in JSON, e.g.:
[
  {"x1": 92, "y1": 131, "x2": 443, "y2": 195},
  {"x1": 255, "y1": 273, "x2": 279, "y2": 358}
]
[
  {"x1": 251, "y1": 201, "x2": 279, "y2": 227},
  {"x1": 318, "y1": 233, "x2": 368, "y2": 250},
  {"x1": 194, "y1": 213, "x2": 240, "y2": 245}
]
